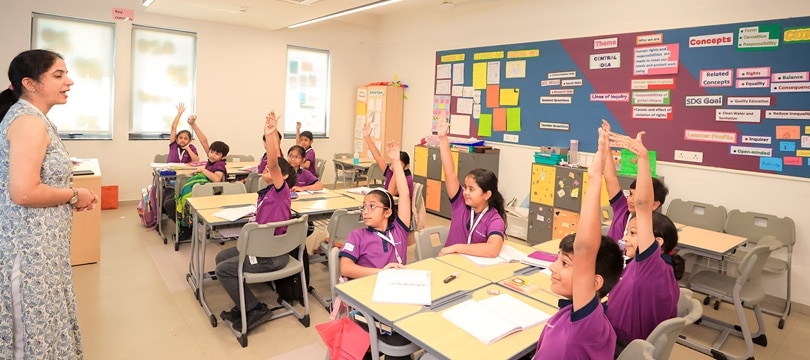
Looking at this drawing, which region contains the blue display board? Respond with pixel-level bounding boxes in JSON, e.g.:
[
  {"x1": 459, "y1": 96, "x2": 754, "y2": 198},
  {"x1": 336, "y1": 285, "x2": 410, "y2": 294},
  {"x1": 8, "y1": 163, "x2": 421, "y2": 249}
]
[{"x1": 433, "y1": 16, "x2": 810, "y2": 179}]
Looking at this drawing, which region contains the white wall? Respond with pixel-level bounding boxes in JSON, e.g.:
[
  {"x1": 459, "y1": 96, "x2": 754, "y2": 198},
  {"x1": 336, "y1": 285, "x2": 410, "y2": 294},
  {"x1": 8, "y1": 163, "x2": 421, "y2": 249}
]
[
  {"x1": 367, "y1": 0, "x2": 810, "y2": 306},
  {"x1": 1, "y1": 0, "x2": 380, "y2": 202}
]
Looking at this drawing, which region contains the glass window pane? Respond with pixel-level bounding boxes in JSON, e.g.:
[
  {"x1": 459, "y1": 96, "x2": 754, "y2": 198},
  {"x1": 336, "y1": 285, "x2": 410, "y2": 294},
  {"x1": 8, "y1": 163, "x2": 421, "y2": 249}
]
[
  {"x1": 130, "y1": 26, "x2": 196, "y2": 139},
  {"x1": 31, "y1": 13, "x2": 115, "y2": 140},
  {"x1": 285, "y1": 46, "x2": 330, "y2": 138}
]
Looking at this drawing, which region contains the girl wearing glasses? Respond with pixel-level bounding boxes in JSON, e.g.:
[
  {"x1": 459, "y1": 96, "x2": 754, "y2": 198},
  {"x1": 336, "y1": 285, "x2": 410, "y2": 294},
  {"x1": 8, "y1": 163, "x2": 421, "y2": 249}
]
[
  {"x1": 286, "y1": 145, "x2": 324, "y2": 192},
  {"x1": 339, "y1": 141, "x2": 411, "y2": 279}
]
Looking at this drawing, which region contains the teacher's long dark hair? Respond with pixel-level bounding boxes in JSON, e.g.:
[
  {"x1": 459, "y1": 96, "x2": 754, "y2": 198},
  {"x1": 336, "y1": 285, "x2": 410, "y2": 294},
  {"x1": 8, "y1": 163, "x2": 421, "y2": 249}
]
[{"x1": 0, "y1": 49, "x2": 64, "y2": 120}]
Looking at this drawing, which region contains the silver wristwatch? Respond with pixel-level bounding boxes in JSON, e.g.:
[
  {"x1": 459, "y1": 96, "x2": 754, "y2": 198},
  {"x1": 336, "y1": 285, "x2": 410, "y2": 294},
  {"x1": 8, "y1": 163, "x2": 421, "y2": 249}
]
[{"x1": 68, "y1": 187, "x2": 79, "y2": 205}]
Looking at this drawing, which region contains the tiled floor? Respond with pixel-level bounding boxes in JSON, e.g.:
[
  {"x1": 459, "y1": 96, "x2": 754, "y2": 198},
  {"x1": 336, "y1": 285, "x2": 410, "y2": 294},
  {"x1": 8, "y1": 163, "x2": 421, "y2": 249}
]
[{"x1": 71, "y1": 203, "x2": 810, "y2": 359}]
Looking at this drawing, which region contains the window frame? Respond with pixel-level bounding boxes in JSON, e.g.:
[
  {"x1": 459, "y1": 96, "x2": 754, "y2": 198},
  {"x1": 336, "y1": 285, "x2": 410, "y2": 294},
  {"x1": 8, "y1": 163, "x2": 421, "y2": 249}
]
[{"x1": 284, "y1": 45, "x2": 331, "y2": 139}]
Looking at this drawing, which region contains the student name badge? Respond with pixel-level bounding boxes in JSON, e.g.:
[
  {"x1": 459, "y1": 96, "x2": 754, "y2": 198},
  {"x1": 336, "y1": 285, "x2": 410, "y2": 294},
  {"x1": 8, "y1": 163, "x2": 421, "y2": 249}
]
[{"x1": 249, "y1": 255, "x2": 258, "y2": 265}]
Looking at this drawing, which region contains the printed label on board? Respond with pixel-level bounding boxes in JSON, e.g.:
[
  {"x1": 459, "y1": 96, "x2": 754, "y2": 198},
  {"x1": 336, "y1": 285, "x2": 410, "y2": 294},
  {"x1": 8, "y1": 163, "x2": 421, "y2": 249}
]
[
  {"x1": 632, "y1": 91, "x2": 670, "y2": 105},
  {"x1": 727, "y1": 96, "x2": 773, "y2": 106},
  {"x1": 550, "y1": 89, "x2": 574, "y2": 95},
  {"x1": 594, "y1": 37, "x2": 618, "y2": 49},
  {"x1": 736, "y1": 67, "x2": 771, "y2": 78},
  {"x1": 591, "y1": 93, "x2": 630, "y2": 102},
  {"x1": 700, "y1": 69, "x2": 733, "y2": 87},
  {"x1": 634, "y1": 44, "x2": 679, "y2": 75},
  {"x1": 689, "y1": 33, "x2": 734, "y2": 47},
  {"x1": 759, "y1": 157, "x2": 783, "y2": 172},
  {"x1": 772, "y1": 72, "x2": 809, "y2": 82},
  {"x1": 771, "y1": 82, "x2": 810, "y2": 93},
  {"x1": 730, "y1": 146, "x2": 772, "y2": 157},
  {"x1": 636, "y1": 33, "x2": 663, "y2": 45},
  {"x1": 561, "y1": 79, "x2": 583, "y2": 87},
  {"x1": 735, "y1": 79, "x2": 770, "y2": 88},
  {"x1": 737, "y1": 25, "x2": 781, "y2": 50},
  {"x1": 631, "y1": 78, "x2": 677, "y2": 90},
  {"x1": 547, "y1": 71, "x2": 577, "y2": 79},
  {"x1": 632, "y1": 106, "x2": 673, "y2": 120},
  {"x1": 742, "y1": 135, "x2": 772, "y2": 144},
  {"x1": 685, "y1": 95, "x2": 723, "y2": 107},
  {"x1": 538, "y1": 122, "x2": 571, "y2": 131},
  {"x1": 765, "y1": 110, "x2": 810, "y2": 120},
  {"x1": 716, "y1": 109, "x2": 762, "y2": 123},
  {"x1": 784, "y1": 27, "x2": 810, "y2": 43},
  {"x1": 684, "y1": 129, "x2": 737, "y2": 143},
  {"x1": 540, "y1": 79, "x2": 561, "y2": 86},
  {"x1": 589, "y1": 52, "x2": 621, "y2": 69},
  {"x1": 540, "y1": 97, "x2": 572, "y2": 104}
]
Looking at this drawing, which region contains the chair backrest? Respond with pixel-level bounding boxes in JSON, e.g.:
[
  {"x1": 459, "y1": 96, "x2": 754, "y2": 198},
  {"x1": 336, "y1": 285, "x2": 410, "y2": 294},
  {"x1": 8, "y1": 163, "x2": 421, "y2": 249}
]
[
  {"x1": 677, "y1": 288, "x2": 703, "y2": 325},
  {"x1": 225, "y1": 154, "x2": 255, "y2": 163},
  {"x1": 411, "y1": 182, "x2": 426, "y2": 231},
  {"x1": 326, "y1": 209, "x2": 365, "y2": 248},
  {"x1": 328, "y1": 247, "x2": 341, "y2": 302},
  {"x1": 191, "y1": 182, "x2": 246, "y2": 197},
  {"x1": 366, "y1": 163, "x2": 386, "y2": 186},
  {"x1": 154, "y1": 153, "x2": 169, "y2": 163},
  {"x1": 414, "y1": 226, "x2": 449, "y2": 260},
  {"x1": 237, "y1": 215, "x2": 308, "y2": 262},
  {"x1": 645, "y1": 317, "x2": 686, "y2": 360},
  {"x1": 725, "y1": 209, "x2": 796, "y2": 248},
  {"x1": 735, "y1": 235, "x2": 781, "y2": 282},
  {"x1": 616, "y1": 339, "x2": 655, "y2": 360},
  {"x1": 244, "y1": 172, "x2": 260, "y2": 193},
  {"x1": 315, "y1": 158, "x2": 327, "y2": 179},
  {"x1": 174, "y1": 174, "x2": 190, "y2": 194},
  {"x1": 665, "y1": 199, "x2": 727, "y2": 232}
]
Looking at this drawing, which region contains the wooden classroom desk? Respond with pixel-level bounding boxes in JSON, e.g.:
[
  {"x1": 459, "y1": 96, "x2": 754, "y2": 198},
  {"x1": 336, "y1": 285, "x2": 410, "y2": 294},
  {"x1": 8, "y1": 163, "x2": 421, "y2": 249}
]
[
  {"x1": 676, "y1": 225, "x2": 746, "y2": 260},
  {"x1": 533, "y1": 239, "x2": 562, "y2": 254},
  {"x1": 186, "y1": 192, "x2": 258, "y2": 210},
  {"x1": 502, "y1": 269, "x2": 564, "y2": 308},
  {"x1": 394, "y1": 284, "x2": 557, "y2": 360},
  {"x1": 291, "y1": 195, "x2": 362, "y2": 216},
  {"x1": 333, "y1": 157, "x2": 374, "y2": 172},
  {"x1": 71, "y1": 158, "x2": 101, "y2": 266},
  {"x1": 436, "y1": 241, "x2": 537, "y2": 283}
]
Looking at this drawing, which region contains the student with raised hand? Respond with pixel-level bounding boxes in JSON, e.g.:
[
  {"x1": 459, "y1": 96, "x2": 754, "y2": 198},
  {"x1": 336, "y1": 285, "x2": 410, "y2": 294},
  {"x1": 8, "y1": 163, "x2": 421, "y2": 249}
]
[
  {"x1": 435, "y1": 116, "x2": 506, "y2": 258},
  {"x1": 295, "y1": 121, "x2": 318, "y2": 178},
  {"x1": 216, "y1": 111, "x2": 298, "y2": 331},
  {"x1": 339, "y1": 140, "x2": 411, "y2": 279},
  {"x1": 602, "y1": 120, "x2": 669, "y2": 249},
  {"x1": 286, "y1": 145, "x2": 324, "y2": 192},
  {"x1": 606, "y1": 130, "x2": 681, "y2": 352},
  {"x1": 362, "y1": 117, "x2": 414, "y2": 196},
  {"x1": 167, "y1": 102, "x2": 200, "y2": 163},
  {"x1": 533, "y1": 128, "x2": 624, "y2": 360},
  {"x1": 257, "y1": 131, "x2": 284, "y2": 173},
  {"x1": 187, "y1": 114, "x2": 228, "y2": 182}
]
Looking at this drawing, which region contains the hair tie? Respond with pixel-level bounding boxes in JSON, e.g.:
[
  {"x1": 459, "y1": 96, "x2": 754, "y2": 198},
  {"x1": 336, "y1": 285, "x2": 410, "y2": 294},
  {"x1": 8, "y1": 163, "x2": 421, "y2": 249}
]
[{"x1": 7, "y1": 84, "x2": 13, "y2": 91}]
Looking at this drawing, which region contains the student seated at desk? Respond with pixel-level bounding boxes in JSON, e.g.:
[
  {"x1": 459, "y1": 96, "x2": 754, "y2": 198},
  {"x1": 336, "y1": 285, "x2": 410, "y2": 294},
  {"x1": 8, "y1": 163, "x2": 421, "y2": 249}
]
[
  {"x1": 602, "y1": 120, "x2": 669, "y2": 249},
  {"x1": 434, "y1": 116, "x2": 506, "y2": 258},
  {"x1": 339, "y1": 141, "x2": 414, "y2": 360},
  {"x1": 295, "y1": 121, "x2": 318, "y2": 178},
  {"x1": 604, "y1": 130, "x2": 683, "y2": 354},
  {"x1": 167, "y1": 102, "x2": 200, "y2": 163},
  {"x1": 362, "y1": 117, "x2": 414, "y2": 197},
  {"x1": 532, "y1": 128, "x2": 624, "y2": 360},
  {"x1": 287, "y1": 145, "x2": 323, "y2": 192},
  {"x1": 216, "y1": 111, "x2": 297, "y2": 331}
]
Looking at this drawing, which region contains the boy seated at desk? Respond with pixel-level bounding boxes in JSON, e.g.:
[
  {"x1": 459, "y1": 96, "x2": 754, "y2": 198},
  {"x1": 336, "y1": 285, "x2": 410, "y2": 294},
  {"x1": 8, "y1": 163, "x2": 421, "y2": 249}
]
[
  {"x1": 532, "y1": 128, "x2": 624, "y2": 360},
  {"x1": 216, "y1": 111, "x2": 297, "y2": 331}
]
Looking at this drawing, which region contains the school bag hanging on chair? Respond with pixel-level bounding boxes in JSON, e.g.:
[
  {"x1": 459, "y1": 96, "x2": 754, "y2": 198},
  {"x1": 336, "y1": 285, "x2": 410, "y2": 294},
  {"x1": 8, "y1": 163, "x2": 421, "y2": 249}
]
[{"x1": 137, "y1": 183, "x2": 158, "y2": 229}]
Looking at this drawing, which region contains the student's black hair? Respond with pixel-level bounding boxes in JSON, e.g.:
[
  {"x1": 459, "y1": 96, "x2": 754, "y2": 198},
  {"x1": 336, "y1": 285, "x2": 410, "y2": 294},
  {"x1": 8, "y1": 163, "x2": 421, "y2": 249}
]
[
  {"x1": 277, "y1": 156, "x2": 297, "y2": 189},
  {"x1": 367, "y1": 189, "x2": 397, "y2": 227},
  {"x1": 559, "y1": 233, "x2": 624, "y2": 298},
  {"x1": 399, "y1": 151, "x2": 410, "y2": 166},
  {"x1": 1, "y1": 49, "x2": 63, "y2": 120},
  {"x1": 652, "y1": 212, "x2": 685, "y2": 280},
  {"x1": 300, "y1": 130, "x2": 313, "y2": 141},
  {"x1": 466, "y1": 168, "x2": 507, "y2": 228},
  {"x1": 630, "y1": 177, "x2": 669, "y2": 208},
  {"x1": 209, "y1": 141, "x2": 230, "y2": 157},
  {"x1": 288, "y1": 145, "x2": 306, "y2": 160},
  {"x1": 261, "y1": 132, "x2": 282, "y2": 142},
  {"x1": 176, "y1": 129, "x2": 192, "y2": 140}
]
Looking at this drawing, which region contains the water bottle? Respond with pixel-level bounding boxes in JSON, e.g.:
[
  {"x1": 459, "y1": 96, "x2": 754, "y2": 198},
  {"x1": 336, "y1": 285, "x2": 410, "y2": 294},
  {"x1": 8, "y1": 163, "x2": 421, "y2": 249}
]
[
  {"x1": 569, "y1": 139, "x2": 579, "y2": 165},
  {"x1": 353, "y1": 151, "x2": 359, "y2": 165}
]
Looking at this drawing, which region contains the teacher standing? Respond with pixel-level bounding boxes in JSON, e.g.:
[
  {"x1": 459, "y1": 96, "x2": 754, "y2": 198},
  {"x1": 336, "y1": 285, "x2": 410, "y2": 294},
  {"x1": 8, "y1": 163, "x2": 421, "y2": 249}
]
[{"x1": 0, "y1": 49, "x2": 96, "y2": 359}]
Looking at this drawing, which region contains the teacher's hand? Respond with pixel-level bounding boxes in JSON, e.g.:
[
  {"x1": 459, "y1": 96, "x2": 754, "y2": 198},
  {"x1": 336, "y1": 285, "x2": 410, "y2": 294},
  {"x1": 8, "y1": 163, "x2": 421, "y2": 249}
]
[{"x1": 74, "y1": 188, "x2": 97, "y2": 211}]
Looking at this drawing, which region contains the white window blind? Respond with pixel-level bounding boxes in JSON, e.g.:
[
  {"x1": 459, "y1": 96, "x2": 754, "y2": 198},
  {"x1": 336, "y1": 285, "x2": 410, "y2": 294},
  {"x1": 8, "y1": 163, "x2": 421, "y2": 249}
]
[
  {"x1": 284, "y1": 46, "x2": 330, "y2": 138},
  {"x1": 31, "y1": 13, "x2": 115, "y2": 140},
  {"x1": 130, "y1": 25, "x2": 196, "y2": 140}
]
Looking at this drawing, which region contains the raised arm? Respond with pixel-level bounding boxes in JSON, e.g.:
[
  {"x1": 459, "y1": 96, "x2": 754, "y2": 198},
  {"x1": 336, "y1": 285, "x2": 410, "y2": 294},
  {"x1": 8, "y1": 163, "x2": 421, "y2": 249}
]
[
  {"x1": 295, "y1": 121, "x2": 302, "y2": 146},
  {"x1": 188, "y1": 115, "x2": 210, "y2": 155},
  {"x1": 572, "y1": 128, "x2": 608, "y2": 311},
  {"x1": 169, "y1": 102, "x2": 185, "y2": 144},
  {"x1": 437, "y1": 115, "x2": 460, "y2": 198},
  {"x1": 386, "y1": 141, "x2": 410, "y2": 228},
  {"x1": 264, "y1": 112, "x2": 284, "y2": 189},
  {"x1": 363, "y1": 115, "x2": 387, "y2": 172},
  {"x1": 601, "y1": 120, "x2": 621, "y2": 198},
  {"x1": 610, "y1": 130, "x2": 655, "y2": 254}
]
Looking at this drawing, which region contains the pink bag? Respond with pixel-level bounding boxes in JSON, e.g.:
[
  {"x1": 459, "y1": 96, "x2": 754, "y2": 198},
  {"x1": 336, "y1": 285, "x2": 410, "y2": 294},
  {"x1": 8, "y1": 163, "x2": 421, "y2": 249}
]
[{"x1": 315, "y1": 316, "x2": 370, "y2": 360}]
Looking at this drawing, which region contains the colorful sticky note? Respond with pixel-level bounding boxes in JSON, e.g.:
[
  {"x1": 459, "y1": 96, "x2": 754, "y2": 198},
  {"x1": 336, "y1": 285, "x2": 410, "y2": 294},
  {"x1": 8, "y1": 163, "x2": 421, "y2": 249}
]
[
  {"x1": 478, "y1": 114, "x2": 493, "y2": 137},
  {"x1": 493, "y1": 108, "x2": 507, "y2": 131},
  {"x1": 473, "y1": 62, "x2": 487, "y2": 90},
  {"x1": 779, "y1": 141, "x2": 796, "y2": 152},
  {"x1": 759, "y1": 157, "x2": 783, "y2": 172},
  {"x1": 486, "y1": 85, "x2": 500, "y2": 108},
  {"x1": 506, "y1": 107, "x2": 521, "y2": 131},
  {"x1": 500, "y1": 88, "x2": 520, "y2": 106},
  {"x1": 775, "y1": 125, "x2": 800, "y2": 139},
  {"x1": 784, "y1": 157, "x2": 802, "y2": 166}
]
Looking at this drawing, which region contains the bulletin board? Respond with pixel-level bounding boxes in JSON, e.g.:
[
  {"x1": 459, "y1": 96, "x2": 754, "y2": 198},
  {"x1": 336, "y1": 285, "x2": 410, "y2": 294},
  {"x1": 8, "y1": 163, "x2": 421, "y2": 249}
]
[{"x1": 433, "y1": 16, "x2": 810, "y2": 179}]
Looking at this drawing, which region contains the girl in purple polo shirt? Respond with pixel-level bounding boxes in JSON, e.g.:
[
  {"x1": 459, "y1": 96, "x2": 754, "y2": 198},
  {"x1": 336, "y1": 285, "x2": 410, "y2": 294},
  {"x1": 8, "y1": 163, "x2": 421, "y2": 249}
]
[
  {"x1": 340, "y1": 141, "x2": 411, "y2": 279},
  {"x1": 362, "y1": 118, "x2": 414, "y2": 197},
  {"x1": 286, "y1": 145, "x2": 324, "y2": 192},
  {"x1": 534, "y1": 128, "x2": 624, "y2": 360},
  {"x1": 434, "y1": 116, "x2": 506, "y2": 258},
  {"x1": 167, "y1": 102, "x2": 200, "y2": 163},
  {"x1": 605, "y1": 130, "x2": 682, "y2": 350}
]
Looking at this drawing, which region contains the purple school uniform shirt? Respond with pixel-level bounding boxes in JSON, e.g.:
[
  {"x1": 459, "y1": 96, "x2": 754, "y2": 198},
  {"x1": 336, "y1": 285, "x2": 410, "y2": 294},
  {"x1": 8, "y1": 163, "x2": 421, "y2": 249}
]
[
  {"x1": 608, "y1": 191, "x2": 630, "y2": 243},
  {"x1": 304, "y1": 147, "x2": 318, "y2": 178},
  {"x1": 383, "y1": 166, "x2": 414, "y2": 198},
  {"x1": 339, "y1": 217, "x2": 409, "y2": 270},
  {"x1": 296, "y1": 168, "x2": 318, "y2": 187},
  {"x1": 257, "y1": 150, "x2": 285, "y2": 173},
  {"x1": 205, "y1": 160, "x2": 227, "y2": 180},
  {"x1": 167, "y1": 141, "x2": 198, "y2": 163},
  {"x1": 255, "y1": 182, "x2": 292, "y2": 235},
  {"x1": 534, "y1": 296, "x2": 616, "y2": 360},
  {"x1": 607, "y1": 240, "x2": 679, "y2": 343},
  {"x1": 444, "y1": 185, "x2": 505, "y2": 247}
]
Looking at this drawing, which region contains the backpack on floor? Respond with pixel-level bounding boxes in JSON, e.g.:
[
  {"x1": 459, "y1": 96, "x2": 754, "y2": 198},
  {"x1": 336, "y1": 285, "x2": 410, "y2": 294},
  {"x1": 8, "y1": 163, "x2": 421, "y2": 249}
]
[
  {"x1": 272, "y1": 247, "x2": 310, "y2": 306},
  {"x1": 137, "y1": 184, "x2": 158, "y2": 229}
]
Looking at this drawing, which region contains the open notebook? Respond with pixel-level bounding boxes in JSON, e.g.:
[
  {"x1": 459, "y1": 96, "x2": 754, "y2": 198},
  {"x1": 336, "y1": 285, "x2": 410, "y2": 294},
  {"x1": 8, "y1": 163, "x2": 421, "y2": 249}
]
[
  {"x1": 371, "y1": 269, "x2": 432, "y2": 306},
  {"x1": 442, "y1": 293, "x2": 551, "y2": 345},
  {"x1": 212, "y1": 205, "x2": 256, "y2": 222},
  {"x1": 462, "y1": 245, "x2": 558, "y2": 268}
]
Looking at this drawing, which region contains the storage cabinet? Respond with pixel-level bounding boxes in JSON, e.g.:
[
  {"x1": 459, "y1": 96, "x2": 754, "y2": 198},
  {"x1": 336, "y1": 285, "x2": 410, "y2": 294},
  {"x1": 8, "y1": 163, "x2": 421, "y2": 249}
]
[
  {"x1": 354, "y1": 86, "x2": 404, "y2": 155},
  {"x1": 413, "y1": 145, "x2": 499, "y2": 219},
  {"x1": 71, "y1": 159, "x2": 101, "y2": 265}
]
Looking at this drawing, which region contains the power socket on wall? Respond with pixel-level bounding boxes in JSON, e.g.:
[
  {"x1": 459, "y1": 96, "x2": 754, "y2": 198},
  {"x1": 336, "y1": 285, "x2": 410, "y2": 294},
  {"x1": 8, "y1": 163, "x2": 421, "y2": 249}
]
[{"x1": 674, "y1": 150, "x2": 703, "y2": 163}]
